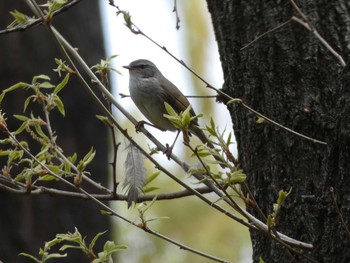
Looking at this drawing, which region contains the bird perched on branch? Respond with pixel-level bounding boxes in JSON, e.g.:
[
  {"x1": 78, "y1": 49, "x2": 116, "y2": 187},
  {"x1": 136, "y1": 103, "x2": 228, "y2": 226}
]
[{"x1": 123, "y1": 59, "x2": 216, "y2": 155}]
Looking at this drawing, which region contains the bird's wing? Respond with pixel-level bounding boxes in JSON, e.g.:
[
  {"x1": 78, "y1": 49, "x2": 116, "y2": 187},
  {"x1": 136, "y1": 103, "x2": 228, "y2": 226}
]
[{"x1": 160, "y1": 77, "x2": 198, "y2": 124}]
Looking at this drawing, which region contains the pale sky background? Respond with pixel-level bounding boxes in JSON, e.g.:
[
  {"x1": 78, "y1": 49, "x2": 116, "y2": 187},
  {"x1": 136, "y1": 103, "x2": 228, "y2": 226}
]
[
  {"x1": 99, "y1": 1, "x2": 231, "y2": 154},
  {"x1": 99, "y1": 1, "x2": 251, "y2": 263}
]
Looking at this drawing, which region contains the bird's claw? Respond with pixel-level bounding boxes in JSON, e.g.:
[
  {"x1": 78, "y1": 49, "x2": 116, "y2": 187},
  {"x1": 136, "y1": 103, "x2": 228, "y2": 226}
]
[
  {"x1": 135, "y1": 121, "x2": 146, "y2": 132},
  {"x1": 164, "y1": 143, "x2": 173, "y2": 160}
]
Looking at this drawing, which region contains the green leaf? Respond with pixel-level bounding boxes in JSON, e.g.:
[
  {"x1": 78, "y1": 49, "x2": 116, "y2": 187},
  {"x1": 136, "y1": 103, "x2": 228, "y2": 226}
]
[
  {"x1": 96, "y1": 115, "x2": 112, "y2": 126},
  {"x1": 164, "y1": 102, "x2": 177, "y2": 116},
  {"x1": 100, "y1": 210, "x2": 112, "y2": 216},
  {"x1": 82, "y1": 147, "x2": 96, "y2": 166},
  {"x1": 267, "y1": 214, "x2": 274, "y2": 228},
  {"x1": 0, "y1": 150, "x2": 11, "y2": 156},
  {"x1": 59, "y1": 244, "x2": 83, "y2": 251},
  {"x1": 8, "y1": 10, "x2": 31, "y2": 28},
  {"x1": 54, "y1": 73, "x2": 69, "y2": 94},
  {"x1": 229, "y1": 169, "x2": 246, "y2": 183},
  {"x1": 256, "y1": 117, "x2": 266, "y2": 124},
  {"x1": 34, "y1": 122, "x2": 48, "y2": 139},
  {"x1": 14, "y1": 115, "x2": 30, "y2": 121},
  {"x1": 226, "y1": 98, "x2": 242, "y2": 105},
  {"x1": 39, "y1": 174, "x2": 57, "y2": 181},
  {"x1": 145, "y1": 171, "x2": 160, "y2": 185},
  {"x1": 182, "y1": 105, "x2": 192, "y2": 126},
  {"x1": 33, "y1": 74, "x2": 51, "y2": 83},
  {"x1": 14, "y1": 122, "x2": 28, "y2": 135},
  {"x1": 53, "y1": 94, "x2": 65, "y2": 116},
  {"x1": 143, "y1": 186, "x2": 159, "y2": 193},
  {"x1": 64, "y1": 160, "x2": 71, "y2": 174},
  {"x1": 18, "y1": 253, "x2": 41, "y2": 263},
  {"x1": 69, "y1": 153, "x2": 77, "y2": 163},
  {"x1": 122, "y1": 11, "x2": 133, "y2": 29},
  {"x1": 9, "y1": 150, "x2": 24, "y2": 161},
  {"x1": 23, "y1": 95, "x2": 35, "y2": 112},
  {"x1": 226, "y1": 132, "x2": 232, "y2": 146},
  {"x1": 38, "y1": 82, "x2": 55, "y2": 89},
  {"x1": 277, "y1": 188, "x2": 292, "y2": 207},
  {"x1": 77, "y1": 148, "x2": 96, "y2": 172},
  {"x1": 0, "y1": 82, "x2": 29, "y2": 103},
  {"x1": 44, "y1": 253, "x2": 67, "y2": 260},
  {"x1": 89, "y1": 230, "x2": 107, "y2": 251}
]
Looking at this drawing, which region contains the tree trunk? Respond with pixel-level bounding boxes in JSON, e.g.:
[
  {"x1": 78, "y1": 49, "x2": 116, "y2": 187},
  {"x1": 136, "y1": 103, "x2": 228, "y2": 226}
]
[
  {"x1": 0, "y1": 2, "x2": 109, "y2": 262},
  {"x1": 206, "y1": 0, "x2": 350, "y2": 262}
]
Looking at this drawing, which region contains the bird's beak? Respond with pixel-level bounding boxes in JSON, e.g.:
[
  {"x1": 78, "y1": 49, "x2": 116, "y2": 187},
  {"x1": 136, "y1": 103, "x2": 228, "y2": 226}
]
[{"x1": 123, "y1": 65, "x2": 131, "y2": 70}]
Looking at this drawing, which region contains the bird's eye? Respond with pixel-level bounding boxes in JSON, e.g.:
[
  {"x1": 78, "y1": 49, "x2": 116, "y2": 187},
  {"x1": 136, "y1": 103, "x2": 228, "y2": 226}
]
[{"x1": 139, "y1": 64, "x2": 146, "y2": 69}]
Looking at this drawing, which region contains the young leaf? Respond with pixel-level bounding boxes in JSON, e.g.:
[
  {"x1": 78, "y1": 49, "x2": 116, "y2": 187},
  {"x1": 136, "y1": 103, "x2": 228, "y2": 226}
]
[
  {"x1": 0, "y1": 82, "x2": 29, "y2": 102},
  {"x1": 54, "y1": 73, "x2": 69, "y2": 94},
  {"x1": 53, "y1": 94, "x2": 65, "y2": 116},
  {"x1": 89, "y1": 230, "x2": 108, "y2": 251},
  {"x1": 164, "y1": 101, "x2": 177, "y2": 116}
]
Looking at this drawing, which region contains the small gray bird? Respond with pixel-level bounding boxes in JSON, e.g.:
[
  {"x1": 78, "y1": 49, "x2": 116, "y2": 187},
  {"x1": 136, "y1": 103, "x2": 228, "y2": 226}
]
[{"x1": 123, "y1": 59, "x2": 214, "y2": 151}]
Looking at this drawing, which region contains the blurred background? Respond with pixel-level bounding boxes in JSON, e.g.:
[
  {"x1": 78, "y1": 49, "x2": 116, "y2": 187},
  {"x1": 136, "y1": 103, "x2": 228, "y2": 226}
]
[
  {"x1": 0, "y1": 1, "x2": 251, "y2": 262},
  {"x1": 100, "y1": 1, "x2": 252, "y2": 263}
]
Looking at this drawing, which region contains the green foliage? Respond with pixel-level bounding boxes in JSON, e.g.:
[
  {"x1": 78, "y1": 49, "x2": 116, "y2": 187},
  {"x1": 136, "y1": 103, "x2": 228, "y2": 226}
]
[
  {"x1": 0, "y1": 73, "x2": 68, "y2": 116},
  {"x1": 226, "y1": 98, "x2": 242, "y2": 105},
  {"x1": 163, "y1": 102, "x2": 202, "y2": 131},
  {"x1": 91, "y1": 55, "x2": 121, "y2": 76},
  {"x1": 19, "y1": 228, "x2": 126, "y2": 263},
  {"x1": 273, "y1": 188, "x2": 292, "y2": 219},
  {"x1": 256, "y1": 117, "x2": 267, "y2": 124},
  {"x1": 142, "y1": 171, "x2": 160, "y2": 193},
  {"x1": 7, "y1": 9, "x2": 35, "y2": 28},
  {"x1": 77, "y1": 147, "x2": 96, "y2": 173},
  {"x1": 41, "y1": 0, "x2": 68, "y2": 17},
  {"x1": 0, "y1": 70, "x2": 95, "y2": 188},
  {"x1": 137, "y1": 197, "x2": 170, "y2": 227},
  {"x1": 267, "y1": 188, "x2": 292, "y2": 228}
]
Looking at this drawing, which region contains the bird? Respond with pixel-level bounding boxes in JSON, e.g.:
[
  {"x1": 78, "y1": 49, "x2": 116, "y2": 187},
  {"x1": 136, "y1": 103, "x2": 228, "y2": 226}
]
[{"x1": 123, "y1": 59, "x2": 215, "y2": 154}]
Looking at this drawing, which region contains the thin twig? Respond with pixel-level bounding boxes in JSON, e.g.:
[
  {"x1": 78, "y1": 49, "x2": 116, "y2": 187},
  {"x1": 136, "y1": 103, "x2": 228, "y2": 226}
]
[
  {"x1": 291, "y1": 16, "x2": 346, "y2": 67},
  {"x1": 142, "y1": 226, "x2": 231, "y2": 263},
  {"x1": 0, "y1": 178, "x2": 214, "y2": 201},
  {"x1": 240, "y1": 19, "x2": 292, "y2": 51},
  {"x1": 172, "y1": 0, "x2": 181, "y2": 30},
  {"x1": 289, "y1": 0, "x2": 315, "y2": 31},
  {"x1": 127, "y1": 22, "x2": 327, "y2": 145},
  {"x1": 240, "y1": 101, "x2": 327, "y2": 145},
  {"x1": 330, "y1": 187, "x2": 350, "y2": 237},
  {"x1": 22, "y1": 0, "x2": 315, "y2": 251}
]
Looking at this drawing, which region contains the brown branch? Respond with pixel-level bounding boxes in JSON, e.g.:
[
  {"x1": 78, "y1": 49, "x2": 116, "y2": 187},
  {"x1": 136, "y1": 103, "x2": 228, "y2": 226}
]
[
  {"x1": 291, "y1": 16, "x2": 346, "y2": 67},
  {"x1": 23, "y1": 1, "x2": 314, "y2": 251},
  {"x1": 0, "y1": 176, "x2": 215, "y2": 201},
  {"x1": 289, "y1": 0, "x2": 315, "y2": 31},
  {"x1": 127, "y1": 24, "x2": 327, "y2": 145},
  {"x1": 240, "y1": 19, "x2": 292, "y2": 51},
  {"x1": 172, "y1": 0, "x2": 181, "y2": 30},
  {"x1": 330, "y1": 187, "x2": 350, "y2": 237}
]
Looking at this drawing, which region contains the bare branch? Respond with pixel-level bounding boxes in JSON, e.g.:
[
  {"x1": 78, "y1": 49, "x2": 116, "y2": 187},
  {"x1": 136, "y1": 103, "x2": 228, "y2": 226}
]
[
  {"x1": 240, "y1": 19, "x2": 292, "y2": 51},
  {"x1": 291, "y1": 16, "x2": 346, "y2": 67},
  {"x1": 172, "y1": 0, "x2": 181, "y2": 30}
]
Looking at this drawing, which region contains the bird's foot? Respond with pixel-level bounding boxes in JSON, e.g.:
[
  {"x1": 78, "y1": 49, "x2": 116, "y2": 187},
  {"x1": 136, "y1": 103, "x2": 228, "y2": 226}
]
[
  {"x1": 135, "y1": 121, "x2": 146, "y2": 132},
  {"x1": 164, "y1": 143, "x2": 173, "y2": 160}
]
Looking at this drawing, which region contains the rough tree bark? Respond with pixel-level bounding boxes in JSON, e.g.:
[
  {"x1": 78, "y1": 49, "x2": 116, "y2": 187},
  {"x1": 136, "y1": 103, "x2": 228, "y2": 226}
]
[
  {"x1": 0, "y1": 2, "x2": 109, "y2": 262},
  {"x1": 206, "y1": 0, "x2": 350, "y2": 262}
]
